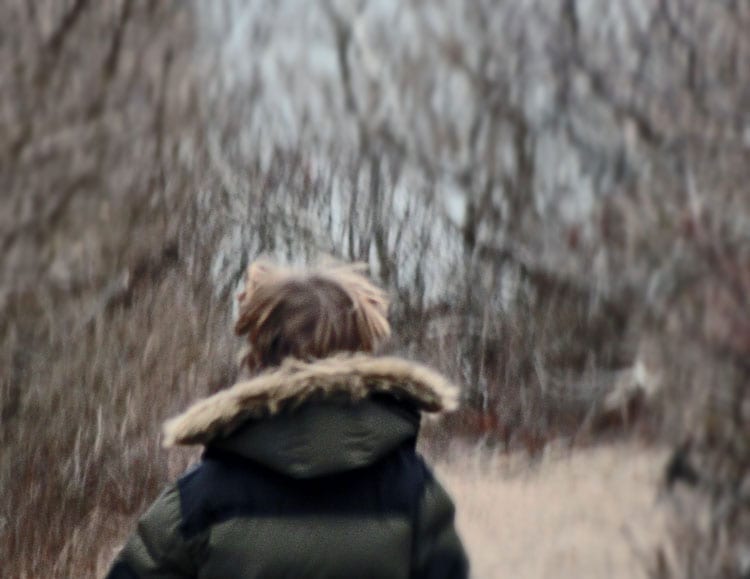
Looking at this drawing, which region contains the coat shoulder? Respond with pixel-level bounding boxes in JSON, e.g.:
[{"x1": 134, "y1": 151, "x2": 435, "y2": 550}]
[{"x1": 176, "y1": 443, "x2": 430, "y2": 539}]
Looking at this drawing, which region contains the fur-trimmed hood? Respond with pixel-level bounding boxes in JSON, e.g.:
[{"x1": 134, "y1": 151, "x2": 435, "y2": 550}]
[
  {"x1": 164, "y1": 354, "x2": 458, "y2": 478},
  {"x1": 163, "y1": 355, "x2": 459, "y2": 478},
  {"x1": 164, "y1": 354, "x2": 459, "y2": 447}
]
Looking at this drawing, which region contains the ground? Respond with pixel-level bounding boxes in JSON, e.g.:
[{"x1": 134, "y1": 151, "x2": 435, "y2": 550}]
[{"x1": 436, "y1": 442, "x2": 668, "y2": 579}]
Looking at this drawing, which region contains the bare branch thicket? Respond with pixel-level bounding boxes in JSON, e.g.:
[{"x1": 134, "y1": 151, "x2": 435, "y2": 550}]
[
  {"x1": 189, "y1": 1, "x2": 636, "y2": 442},
  {"x1": 0, "y1": 2, "x2": 233, "y2": 576}
]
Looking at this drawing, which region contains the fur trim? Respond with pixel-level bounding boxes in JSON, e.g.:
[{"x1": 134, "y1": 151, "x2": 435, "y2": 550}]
[{"x1": 163, "y1": 354, "x2": 460, "y2": 447}]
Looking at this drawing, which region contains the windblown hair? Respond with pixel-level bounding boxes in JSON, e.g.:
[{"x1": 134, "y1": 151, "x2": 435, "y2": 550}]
[{"x1": 234, "y1": 259, "x2": 391, "y2": 371}]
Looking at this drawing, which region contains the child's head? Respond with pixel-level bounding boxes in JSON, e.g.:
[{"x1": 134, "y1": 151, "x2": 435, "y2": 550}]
[{"x1": 234, "y1": 260, "x2": 390, "y2": 371}]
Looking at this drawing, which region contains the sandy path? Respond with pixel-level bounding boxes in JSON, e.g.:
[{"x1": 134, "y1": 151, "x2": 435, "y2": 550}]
[{"x1": 436, "y1": 442, "x2": 668, "y2": 579}]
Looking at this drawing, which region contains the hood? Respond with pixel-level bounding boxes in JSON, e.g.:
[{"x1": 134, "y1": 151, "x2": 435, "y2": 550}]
[{"x1": 163, "y1": 354, "x2": 459, "y2": 477}]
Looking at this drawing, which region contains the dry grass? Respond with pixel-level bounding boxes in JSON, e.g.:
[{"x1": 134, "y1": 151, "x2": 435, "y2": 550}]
[
  {"x1": 435, "y1": 442, "x2": 668, "y2": 579},
  {"x1": 1, "y1": 268, "x2": 231, "y2": 577}
]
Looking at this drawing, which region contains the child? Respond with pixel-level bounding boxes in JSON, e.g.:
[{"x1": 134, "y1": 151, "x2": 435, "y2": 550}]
[{"x1": 106, "y1": 260, "x2": 469, "y2": 578}]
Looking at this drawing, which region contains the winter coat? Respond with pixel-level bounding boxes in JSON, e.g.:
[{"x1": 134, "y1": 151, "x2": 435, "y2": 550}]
[{"x1": 106, "y1": 354, "x2": 469, "y2": 579}]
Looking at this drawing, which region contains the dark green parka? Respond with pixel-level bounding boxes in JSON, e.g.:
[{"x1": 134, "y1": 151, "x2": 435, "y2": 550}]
[{"x1": 106, "y1": 354, "x2": 469, "y2": 579}]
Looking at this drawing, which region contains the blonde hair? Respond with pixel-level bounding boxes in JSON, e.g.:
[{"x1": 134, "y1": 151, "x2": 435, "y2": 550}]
[{"x1": 234, "y1": 259, "x2": 391, "y2": 371}]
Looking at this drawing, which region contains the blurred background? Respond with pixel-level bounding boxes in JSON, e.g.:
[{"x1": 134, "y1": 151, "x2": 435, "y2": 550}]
[{"x1": 1, "y1": 1, "x2": 749, "y2": 577}]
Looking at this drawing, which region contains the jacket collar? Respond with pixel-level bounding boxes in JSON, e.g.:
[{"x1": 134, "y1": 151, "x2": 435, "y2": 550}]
[{"x1": 163, "y1": 353, "x2": 460, "y2": 447}]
